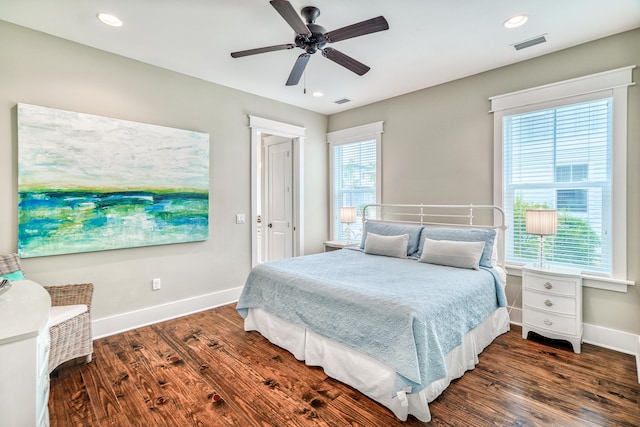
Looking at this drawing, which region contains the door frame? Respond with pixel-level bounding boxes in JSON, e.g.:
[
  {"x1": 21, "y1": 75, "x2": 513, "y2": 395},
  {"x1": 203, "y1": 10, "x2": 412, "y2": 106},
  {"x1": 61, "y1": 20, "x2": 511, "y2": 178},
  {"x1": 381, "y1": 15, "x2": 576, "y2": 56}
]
[{"x1": 249, "y1": 115, "x2": 305, "y2": 267}]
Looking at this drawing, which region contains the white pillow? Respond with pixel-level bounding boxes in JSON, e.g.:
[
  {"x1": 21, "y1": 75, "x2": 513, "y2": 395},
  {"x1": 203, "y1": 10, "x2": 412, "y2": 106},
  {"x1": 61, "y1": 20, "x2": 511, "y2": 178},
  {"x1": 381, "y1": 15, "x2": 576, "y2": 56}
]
[
  {"x1": 363, "y1": 232, "x2": 409, "y2": 259},
  {"x1": 418, "y1": 238, "x2": 485, "y2": 270}
]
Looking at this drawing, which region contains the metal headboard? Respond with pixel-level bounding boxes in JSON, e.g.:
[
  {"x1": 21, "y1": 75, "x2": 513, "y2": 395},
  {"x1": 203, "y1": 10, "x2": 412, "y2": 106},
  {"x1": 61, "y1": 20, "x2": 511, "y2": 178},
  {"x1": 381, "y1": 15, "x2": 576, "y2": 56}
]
[
  {"x1": 362, "y1": 204, "x2": 507, "y2": 230},
  {"x1": 361, "y1": 203, "x2": 508, "y2": 266}
]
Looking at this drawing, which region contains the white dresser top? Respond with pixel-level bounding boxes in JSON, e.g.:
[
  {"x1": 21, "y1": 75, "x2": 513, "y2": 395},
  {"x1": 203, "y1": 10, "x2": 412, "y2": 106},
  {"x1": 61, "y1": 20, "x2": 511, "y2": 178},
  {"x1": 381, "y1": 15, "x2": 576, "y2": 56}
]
[
  {"x1": 522, "y1": 263, "x2": 581, "y2": 277},
  {"x1": 0, "y1": 280, "x2": 51, "y2": 345}
]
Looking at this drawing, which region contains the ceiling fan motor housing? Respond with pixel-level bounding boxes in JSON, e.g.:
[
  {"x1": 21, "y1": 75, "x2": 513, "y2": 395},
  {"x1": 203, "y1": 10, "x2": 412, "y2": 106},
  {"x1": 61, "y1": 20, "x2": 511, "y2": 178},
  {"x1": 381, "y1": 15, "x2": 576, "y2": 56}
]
[
  {"x1": 295, "y1": 23, "x2": 327, "y2": 54},
  {"x1": 296, "y1": 6, "x2": 325, "y2": 54}
]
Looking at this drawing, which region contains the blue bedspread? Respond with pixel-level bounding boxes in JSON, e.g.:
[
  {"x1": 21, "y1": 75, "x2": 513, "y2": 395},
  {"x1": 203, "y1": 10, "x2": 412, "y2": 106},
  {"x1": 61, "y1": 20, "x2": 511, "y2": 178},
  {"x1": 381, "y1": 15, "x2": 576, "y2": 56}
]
[{"x1": 237, "y1": 249, "x2": 507, "y2": 394}]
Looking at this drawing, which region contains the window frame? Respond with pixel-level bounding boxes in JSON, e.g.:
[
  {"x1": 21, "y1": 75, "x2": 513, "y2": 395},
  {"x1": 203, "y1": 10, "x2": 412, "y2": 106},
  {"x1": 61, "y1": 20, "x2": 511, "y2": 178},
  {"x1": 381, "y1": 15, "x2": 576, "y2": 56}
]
[
  {"x1": 327, "y1": 121, "x2": 383, "y2": 242},
  {"x1": 491, "y1": 66, "x2": 634, "y2": 291}
]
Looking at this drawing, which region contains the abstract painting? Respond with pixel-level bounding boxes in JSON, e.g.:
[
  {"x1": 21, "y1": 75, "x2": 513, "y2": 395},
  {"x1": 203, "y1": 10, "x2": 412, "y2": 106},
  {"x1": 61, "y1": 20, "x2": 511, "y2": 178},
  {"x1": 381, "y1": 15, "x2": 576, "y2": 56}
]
[{"x1": 17, "y1": 103, "x2": 209, "y2": 258}]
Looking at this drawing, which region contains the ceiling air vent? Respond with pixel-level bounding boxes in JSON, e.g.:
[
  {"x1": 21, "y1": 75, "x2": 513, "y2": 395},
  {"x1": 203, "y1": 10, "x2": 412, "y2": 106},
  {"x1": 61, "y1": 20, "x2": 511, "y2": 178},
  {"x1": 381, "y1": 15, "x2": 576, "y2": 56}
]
[
  {"x1": 334, "y1": 98, "x2": 351, "y2": 105},
  {"x1": 513, "y1": 34, "x2": 547, "y2": 51}
]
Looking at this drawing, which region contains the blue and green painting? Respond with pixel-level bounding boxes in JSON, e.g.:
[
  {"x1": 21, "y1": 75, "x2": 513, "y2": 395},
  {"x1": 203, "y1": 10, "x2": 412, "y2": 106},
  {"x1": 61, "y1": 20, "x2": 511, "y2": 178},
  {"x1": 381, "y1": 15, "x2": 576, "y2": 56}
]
[{"x1": 17, "y1": 103, "x2": 210, "y2": 258}]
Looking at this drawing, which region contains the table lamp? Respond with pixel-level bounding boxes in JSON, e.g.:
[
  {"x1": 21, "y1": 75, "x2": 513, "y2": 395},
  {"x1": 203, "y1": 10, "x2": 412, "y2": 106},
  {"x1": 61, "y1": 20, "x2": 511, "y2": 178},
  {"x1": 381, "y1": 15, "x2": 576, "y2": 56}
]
[
  {"x1": 340, "y1": 206, "x2": 357, "y2": 243},
  {"x1": 525, "y1": 209, "x2": 557, "y2": 268}
]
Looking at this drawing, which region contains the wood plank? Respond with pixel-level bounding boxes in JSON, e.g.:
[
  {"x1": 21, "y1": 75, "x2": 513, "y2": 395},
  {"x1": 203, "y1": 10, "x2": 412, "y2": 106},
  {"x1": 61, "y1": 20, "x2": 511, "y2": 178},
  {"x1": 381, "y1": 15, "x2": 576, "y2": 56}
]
[
  {"x1": 129, "y1": 322, "x2": 246, "y2": 426},
  {"x1": 48, "y1": 306, "x2": 640, "y2": 426},
  {"x1": 193, "y1": 306, "x2": 393, "y2": 425},
  {"x1": 78, "y1": 342, "x2": 132, "y2": 427},
  {"x1": 48, "y1": 368, "x2": 98, "y2": 427},
  {"x1": 104, "y1": 329, "x2": 193, "y2": 426},
  {"x1": 204, "y1": 306, "x2": 412, "y2": 426},
  {"x1": 154, "y1": 312, "x2": 333, "y2": 426},
  {"x1": 471, "y1": 330, "x2": 640, "y2": 426}
]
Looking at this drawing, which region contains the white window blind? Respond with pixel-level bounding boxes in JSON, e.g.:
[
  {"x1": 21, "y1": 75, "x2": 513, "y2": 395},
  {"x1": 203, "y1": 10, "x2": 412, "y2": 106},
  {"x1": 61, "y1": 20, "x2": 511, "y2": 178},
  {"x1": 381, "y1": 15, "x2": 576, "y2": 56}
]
[
  {"x1": 327, "y1": 121, "x2": 382, "y2": 243},
  {"x1": 332, "y1": 139, "x2": 377, "y2": 241},
  {"x1": 503, "y1": 98, "x2": 612, "y2": 274}
]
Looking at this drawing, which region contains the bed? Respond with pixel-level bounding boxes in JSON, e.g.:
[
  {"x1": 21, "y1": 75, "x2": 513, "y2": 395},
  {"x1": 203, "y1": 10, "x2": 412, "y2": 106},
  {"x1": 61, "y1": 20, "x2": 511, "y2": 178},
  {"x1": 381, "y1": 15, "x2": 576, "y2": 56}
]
[{"x1": 237, "y1": 204, "x2": 510, "y2": 422}]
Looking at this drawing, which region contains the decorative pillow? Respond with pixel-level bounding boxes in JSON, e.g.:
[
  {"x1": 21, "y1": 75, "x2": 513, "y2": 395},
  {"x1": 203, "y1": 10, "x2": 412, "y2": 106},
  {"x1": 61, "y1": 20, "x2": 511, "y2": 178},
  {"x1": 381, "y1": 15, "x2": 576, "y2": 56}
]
[
  {"x1": 418, "y1": 238, "x2": 485, "y2": 270},
  {"x1": 363, "y1": 232, "x2": 410, "y2": 259},
  {"x1": 418, "y1": 227, "x2": 496, "y2": 268},
  {"x1": 360, "y1": 221, "x2": 424, "y2": 256},
  {"x1": 0, "y1": 270, "x2": 25, "y2": 281}
]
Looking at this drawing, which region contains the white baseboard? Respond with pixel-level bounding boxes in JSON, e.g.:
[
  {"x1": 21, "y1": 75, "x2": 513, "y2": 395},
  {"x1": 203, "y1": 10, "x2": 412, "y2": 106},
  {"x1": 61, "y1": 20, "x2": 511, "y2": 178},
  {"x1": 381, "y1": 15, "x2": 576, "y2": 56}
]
[
  {"x1": 582, "y1": 322, "x2": 639, "y2": 357},
  {"x1": 92, "y1": 286, "x2": 244, "y2": 339},
  {"x1": 507, "y1": 306, "x2": 522, "y2": 326},
  {"x1": 636, "y1": 336, "x2": 640, "y2": 383},
  {"x1": 509, "y1": 309, "x2": 639, "y2": 376}
]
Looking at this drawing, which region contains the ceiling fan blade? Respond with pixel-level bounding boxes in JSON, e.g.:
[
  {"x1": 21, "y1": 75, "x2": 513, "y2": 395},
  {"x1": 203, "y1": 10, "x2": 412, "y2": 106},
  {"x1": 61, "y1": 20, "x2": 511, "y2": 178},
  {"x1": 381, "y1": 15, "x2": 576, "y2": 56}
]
[
  {"x1": 231, "y1": 44, "x2": 296, "y2": 58},
  {"x1": 270, "y1": 0, "x2": 311, "y2": 36},
  {"x1": 322, "y1": 48, "x2": 370, "y2": 76},
  {"x1": 325, "y1": 16, "x2": 389, "y2": 43},
  {"x1": 286, "y1": 53, "x2": 311, "y2": 86}
]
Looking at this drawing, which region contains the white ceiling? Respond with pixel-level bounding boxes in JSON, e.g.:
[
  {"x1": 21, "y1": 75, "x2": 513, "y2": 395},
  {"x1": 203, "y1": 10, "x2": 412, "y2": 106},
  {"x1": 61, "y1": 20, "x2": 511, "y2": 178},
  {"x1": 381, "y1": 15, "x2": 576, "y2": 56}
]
[{"x1": 1, "y1": 0, "x2": 639, "y2": 115}]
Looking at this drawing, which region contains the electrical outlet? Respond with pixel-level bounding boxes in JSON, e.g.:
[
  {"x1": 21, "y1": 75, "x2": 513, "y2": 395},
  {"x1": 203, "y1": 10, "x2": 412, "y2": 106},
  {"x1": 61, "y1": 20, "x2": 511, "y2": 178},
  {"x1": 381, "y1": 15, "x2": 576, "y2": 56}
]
[{"x1": 152, "y1": 278, "x2": 161, "y2": 291}]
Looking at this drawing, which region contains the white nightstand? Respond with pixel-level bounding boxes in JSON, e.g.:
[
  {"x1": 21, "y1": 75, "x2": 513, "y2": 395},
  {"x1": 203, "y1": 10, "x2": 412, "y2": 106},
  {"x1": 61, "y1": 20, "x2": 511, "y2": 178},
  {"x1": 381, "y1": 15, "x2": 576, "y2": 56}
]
[
  {"x1": 324, "y1": 240, "x2": 359, "y2": 252},
  {"x1": 522, "y1": 264, "x2": 583, "y2": 353}
]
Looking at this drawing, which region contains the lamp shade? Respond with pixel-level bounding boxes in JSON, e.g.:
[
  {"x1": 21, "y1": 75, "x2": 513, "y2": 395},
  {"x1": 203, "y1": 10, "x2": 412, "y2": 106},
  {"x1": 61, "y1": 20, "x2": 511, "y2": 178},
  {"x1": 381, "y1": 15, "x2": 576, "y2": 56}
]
[
  {"x1": 525, "y1": 209, "x2": 557, "y2": 236},
  {"x1": 340, "y1": 206, "x2": 357, "y2": 224}
]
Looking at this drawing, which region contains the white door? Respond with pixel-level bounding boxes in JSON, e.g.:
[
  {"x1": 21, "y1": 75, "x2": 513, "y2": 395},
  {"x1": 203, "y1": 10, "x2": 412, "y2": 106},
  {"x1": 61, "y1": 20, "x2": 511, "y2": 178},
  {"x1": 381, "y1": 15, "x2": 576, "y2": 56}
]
[{"x1": 264, "y1": 136, "x2": 293, "y2": 261}]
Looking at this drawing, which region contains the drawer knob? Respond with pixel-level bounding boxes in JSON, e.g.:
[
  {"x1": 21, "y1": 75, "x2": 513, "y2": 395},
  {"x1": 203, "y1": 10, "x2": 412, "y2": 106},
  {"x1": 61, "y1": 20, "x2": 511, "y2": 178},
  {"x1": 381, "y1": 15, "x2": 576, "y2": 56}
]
[
  {"x1": 544, "y1": 319, "x2": 553, "y2": 326},
  {"x1": 544, "y1": 299, "x2": 553, "y2": 307},
  {"x1": 544, "y1": 282, "x2": 553, "y2": 289}
]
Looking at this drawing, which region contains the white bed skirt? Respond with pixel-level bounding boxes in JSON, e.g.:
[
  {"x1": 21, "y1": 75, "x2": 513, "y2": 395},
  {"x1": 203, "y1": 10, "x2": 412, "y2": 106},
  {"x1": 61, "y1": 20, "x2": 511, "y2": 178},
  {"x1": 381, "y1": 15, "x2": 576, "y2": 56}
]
[{"x1": 244, "y1": 306, "x2": 510, "y2": 422}]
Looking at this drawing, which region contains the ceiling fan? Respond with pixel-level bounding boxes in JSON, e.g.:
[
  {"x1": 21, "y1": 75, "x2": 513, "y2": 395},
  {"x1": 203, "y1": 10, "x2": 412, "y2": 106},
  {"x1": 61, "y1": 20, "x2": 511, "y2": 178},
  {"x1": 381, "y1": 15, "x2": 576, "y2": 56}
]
[{"x1": 230, "y1": 0, "x2": 389, "y2": 86}]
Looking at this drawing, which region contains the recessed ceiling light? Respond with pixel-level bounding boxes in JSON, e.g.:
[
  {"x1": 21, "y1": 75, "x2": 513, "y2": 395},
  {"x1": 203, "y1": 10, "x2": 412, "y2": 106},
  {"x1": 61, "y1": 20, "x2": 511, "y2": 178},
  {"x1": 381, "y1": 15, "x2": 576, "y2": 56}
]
[
  {"x1": 97, "y1": 12, "x2": 123, "y2": 27},
  {"x1": 312, "y1": 91, "x2": 324, "y2": 97},
  {"x1": 503, "y1": 15, "x2": 528, "y2": 29}
]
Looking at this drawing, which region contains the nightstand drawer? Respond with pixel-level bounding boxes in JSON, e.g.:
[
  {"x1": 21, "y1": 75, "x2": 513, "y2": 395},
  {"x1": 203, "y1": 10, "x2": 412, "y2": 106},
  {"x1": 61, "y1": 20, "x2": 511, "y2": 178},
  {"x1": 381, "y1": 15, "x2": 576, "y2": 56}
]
[
  {"x1": 525, "y1": 309, "x2": 577, "y2": 335},
  {"x1": 524, "y1": 290, "x2": 577, "y2": 315},
  {"x1": 524, "y1": 273, "x2": 577, "y2": 296}
]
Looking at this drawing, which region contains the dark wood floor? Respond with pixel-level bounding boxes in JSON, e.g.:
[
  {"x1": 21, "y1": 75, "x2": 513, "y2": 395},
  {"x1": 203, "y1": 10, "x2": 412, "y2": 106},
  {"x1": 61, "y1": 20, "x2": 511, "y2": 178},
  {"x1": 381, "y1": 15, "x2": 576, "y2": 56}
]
[{"x1": 49, "y1": 304, "x2": 639, "y2": 426}]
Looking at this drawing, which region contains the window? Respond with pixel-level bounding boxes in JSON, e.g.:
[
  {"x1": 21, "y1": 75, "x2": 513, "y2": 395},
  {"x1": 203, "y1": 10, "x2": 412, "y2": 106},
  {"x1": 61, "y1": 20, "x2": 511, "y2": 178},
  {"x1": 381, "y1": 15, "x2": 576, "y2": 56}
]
[
  {"x1": 556, "y1": 189, "x2": 588, "y2": 213},
  {"x1": 556, "y1": 164, "x2": 588, "y2": 182},
  {"x1": 492, "y1": 66, "x2": 633, "y2": 279},
  {"x1": 556, "y1": 164, "x2": 589, "y2": 213},
  {"x1": 503, "y1": 98, "x2": 611, "y2": 272},
  {"x1": 327, "y1": 122, "x2": 382, "y2": 242}
]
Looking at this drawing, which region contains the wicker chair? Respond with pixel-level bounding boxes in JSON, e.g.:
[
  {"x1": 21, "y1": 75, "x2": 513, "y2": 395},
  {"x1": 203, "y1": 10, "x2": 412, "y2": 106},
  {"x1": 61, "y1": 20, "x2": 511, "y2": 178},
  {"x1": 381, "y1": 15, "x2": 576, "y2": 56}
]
[{"x1": 0, "y1": 253, "x2": 93, "y2": 373}]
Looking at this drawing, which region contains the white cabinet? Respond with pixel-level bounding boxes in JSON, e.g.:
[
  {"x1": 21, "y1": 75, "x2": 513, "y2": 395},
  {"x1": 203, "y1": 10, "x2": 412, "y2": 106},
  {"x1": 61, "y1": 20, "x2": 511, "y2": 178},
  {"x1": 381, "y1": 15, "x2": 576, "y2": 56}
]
[
  {"x1": 0, "y1": 280, "x2": 51, "y2": 427},
  {"x1": 522, "y1": 265, "x2": 582, "y2": 353}
]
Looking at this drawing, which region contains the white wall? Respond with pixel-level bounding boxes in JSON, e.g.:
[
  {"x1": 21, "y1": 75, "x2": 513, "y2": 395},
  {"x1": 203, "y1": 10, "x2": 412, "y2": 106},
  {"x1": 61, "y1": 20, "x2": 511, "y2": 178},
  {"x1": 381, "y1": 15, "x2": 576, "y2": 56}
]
[{"x1": 0, "y1": 20, "x2": 328, "y2": 326}]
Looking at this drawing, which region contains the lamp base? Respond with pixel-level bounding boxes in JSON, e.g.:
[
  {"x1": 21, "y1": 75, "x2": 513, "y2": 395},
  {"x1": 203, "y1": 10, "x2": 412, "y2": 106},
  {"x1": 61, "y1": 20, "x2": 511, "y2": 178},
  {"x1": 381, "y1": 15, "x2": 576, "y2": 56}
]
[
  {"x1": 538, "y1": 235, "x2": 546, "y2": 268},
  {"x1": 344, "y1": 223, "x2": 353, "y2": 244}
]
